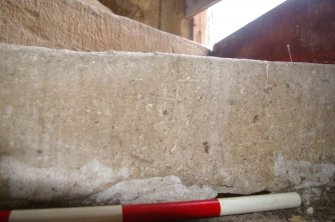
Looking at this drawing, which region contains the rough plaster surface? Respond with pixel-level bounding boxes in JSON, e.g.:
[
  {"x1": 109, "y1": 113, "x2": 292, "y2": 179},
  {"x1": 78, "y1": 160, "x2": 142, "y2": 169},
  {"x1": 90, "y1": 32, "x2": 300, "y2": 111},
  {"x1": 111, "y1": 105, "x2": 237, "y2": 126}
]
[
  {"x1": 274, "y1": 154, "x2": 335, "y2": 189},
  {"x1": 0, "y1": 44, "x2": 334, "y2": 207},
  {"x1": 0, "y1": 0, "x2": 208, "y2": 55},
  {"x1": 0, "y1": 156, "x2": 215, "y2": 206}
]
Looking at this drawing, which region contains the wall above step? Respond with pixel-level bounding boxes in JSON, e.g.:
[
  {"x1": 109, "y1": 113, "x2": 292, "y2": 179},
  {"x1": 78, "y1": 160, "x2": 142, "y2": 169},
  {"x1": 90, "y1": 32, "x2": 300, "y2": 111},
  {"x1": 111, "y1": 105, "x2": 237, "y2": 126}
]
[
  {"x1": 0, "y1": 44, "x2": 334, "y2": 208},
  {"x1": 97, "y1": 0, "x2": 191, "y2": 39},
  {"x1": 0, "y1": 0, "x2": 208, "y2": 55}
]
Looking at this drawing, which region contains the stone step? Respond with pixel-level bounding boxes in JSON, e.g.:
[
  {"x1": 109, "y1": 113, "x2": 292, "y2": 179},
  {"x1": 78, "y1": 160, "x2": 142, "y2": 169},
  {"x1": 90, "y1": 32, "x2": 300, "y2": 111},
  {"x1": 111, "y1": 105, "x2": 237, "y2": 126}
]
[
  {"x1": 0, "y1": 44, "x2": 334, "y2": 208},
  {"x1": 0, "y1": 0, "x2": 208, "y2": 55}
]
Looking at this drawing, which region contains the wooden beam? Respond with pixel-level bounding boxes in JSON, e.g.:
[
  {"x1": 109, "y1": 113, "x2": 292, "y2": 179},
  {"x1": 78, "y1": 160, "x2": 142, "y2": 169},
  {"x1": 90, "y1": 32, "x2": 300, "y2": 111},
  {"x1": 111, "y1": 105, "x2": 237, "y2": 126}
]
[{"x1": 185, "y1": 0, "x2": 221, "y2": 17}]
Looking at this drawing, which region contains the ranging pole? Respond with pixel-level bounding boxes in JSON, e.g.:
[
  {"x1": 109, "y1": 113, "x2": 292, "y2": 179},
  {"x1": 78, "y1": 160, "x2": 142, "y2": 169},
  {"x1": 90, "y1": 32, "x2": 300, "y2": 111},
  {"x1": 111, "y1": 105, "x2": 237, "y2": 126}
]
[{"x1": 0, "y1": 192, "x2": 301, "y2": 222}]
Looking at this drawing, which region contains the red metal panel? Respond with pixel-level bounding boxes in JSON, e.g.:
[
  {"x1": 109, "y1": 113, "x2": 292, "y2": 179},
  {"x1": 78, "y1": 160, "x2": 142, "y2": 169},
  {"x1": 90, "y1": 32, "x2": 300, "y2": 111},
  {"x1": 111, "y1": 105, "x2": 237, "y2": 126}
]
[{"x1": 212, "y1": 0, "x2": 335, "y2": 64}]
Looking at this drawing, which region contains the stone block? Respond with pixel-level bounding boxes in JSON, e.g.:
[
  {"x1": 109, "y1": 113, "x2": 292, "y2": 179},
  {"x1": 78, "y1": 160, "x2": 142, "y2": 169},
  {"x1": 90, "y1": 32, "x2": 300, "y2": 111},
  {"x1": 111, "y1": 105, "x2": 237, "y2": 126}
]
[
  {"x1": 0, "y1": 0, "x2": 208, "y2": 55},
  {"x1": 0, "y1": 44, "x2": 334, "y2": 207}
]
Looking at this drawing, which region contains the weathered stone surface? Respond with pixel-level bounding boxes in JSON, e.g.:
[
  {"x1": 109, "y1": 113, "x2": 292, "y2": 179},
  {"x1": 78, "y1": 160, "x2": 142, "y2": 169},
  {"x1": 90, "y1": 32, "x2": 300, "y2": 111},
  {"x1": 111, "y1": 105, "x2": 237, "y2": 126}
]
[
  {"x1": 105, "y1": 0, "x2": 190, "y2": 39},
  {"x1": 0, "y1": 0, "x2": 208, "y2": 55},
  {"x1": 0, "y1": 44, "x2": 334, "y2": 207}
]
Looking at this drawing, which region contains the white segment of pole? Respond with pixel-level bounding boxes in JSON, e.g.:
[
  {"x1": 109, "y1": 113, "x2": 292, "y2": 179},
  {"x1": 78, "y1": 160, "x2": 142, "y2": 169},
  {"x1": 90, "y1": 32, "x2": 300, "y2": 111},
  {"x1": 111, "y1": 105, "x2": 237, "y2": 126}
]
[
  {"x1": 218, "y1": 192, "x2": 301, "y2": 216},
  {"x1": 9, "y1": 206, "x2": 122, "y2": 222}
]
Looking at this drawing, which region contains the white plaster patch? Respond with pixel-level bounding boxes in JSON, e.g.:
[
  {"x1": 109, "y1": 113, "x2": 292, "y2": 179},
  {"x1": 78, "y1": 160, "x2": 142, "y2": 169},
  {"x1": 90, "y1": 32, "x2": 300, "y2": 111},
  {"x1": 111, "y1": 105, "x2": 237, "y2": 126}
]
[
  {"x1": 0, "y1": 157, "x2": 216, "y2": 204},
  {"x1": 274, "y1": 154, "x2": 335, "y2": 189},
  {"x1": 145, "y1": 104, "x2": 153, "y2": 112},
  {"x1": 91, "y1": 175, "x2": 217, "y2": 204},
  {"x1": 301, "y1": 188, "x2": 321, "y2": 206},
  {"x1": 0, "y1": 157, "x2": 129, "y2": 201}
]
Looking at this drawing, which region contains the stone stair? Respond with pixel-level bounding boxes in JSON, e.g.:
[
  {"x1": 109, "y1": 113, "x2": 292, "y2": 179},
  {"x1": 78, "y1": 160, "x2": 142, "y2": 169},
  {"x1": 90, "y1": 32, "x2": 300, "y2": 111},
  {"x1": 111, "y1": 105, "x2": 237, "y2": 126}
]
[{"x1": 0, "y1": 44, "x2": 334, "y2": 210}]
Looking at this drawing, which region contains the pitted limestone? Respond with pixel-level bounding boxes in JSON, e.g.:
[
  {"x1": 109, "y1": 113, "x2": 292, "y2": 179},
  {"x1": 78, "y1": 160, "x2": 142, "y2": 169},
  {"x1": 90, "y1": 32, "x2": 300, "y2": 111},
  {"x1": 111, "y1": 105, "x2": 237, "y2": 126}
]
[{"x1": 0, "y1": 44, "x2": 334, "y2": 207}]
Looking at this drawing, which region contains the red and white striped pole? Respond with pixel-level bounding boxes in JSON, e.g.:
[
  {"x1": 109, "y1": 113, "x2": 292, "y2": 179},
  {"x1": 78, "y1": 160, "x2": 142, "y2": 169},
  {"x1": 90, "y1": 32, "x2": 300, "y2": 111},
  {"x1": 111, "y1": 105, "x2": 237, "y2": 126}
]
[{"x1": 0, "y1": 192, "x2": 301, "y2": 222}]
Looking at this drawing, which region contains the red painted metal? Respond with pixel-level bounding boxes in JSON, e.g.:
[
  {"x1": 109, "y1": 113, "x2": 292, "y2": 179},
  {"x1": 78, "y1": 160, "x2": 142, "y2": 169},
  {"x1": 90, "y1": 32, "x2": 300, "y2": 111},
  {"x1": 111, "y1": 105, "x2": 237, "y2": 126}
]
[
  {"x1": 122, "y1": 199, "x2": 221, "y2": 222},
  {"x1": 0, "y1": 211, "x2": 10, "y2": 222},
  {"x1": 212, "y1": 0, "x2": 335, "y2": 64}
]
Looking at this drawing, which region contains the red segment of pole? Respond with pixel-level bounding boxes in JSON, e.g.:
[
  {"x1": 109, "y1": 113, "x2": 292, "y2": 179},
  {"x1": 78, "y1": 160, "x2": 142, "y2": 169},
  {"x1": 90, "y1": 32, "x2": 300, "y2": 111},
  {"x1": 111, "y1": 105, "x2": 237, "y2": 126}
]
[
  {"x1": 0, "y1": 211, "x2": 10, "y2": 222},
  {"x1": 122, "y1": 199, "x2": 220, "y2": 222}
]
